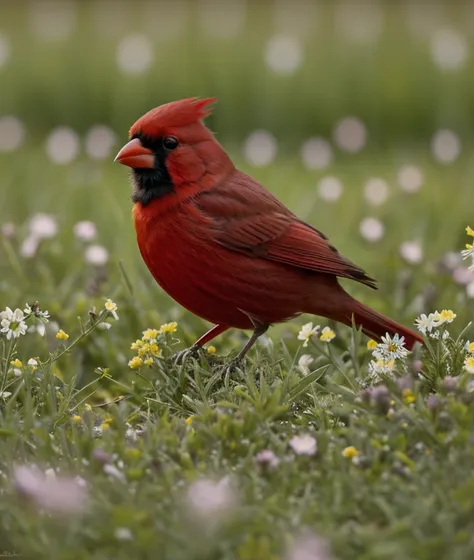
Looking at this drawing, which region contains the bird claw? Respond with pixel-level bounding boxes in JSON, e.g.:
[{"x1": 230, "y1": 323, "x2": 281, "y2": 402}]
[
  {"x1": 172, "y1": 345, "x2": 202, "y2": 365},
  {"x1": 221, "y1": 357, "x2": 244, "y2": 376}
]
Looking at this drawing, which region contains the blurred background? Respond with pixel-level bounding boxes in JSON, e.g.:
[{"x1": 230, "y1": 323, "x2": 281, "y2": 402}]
[{"x1": 0, "y1": 0, "x2": 473, "y2": 374}]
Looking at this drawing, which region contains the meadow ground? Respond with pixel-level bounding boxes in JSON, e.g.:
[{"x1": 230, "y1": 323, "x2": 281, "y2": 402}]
[{"x1": 1, "y1": 1, "x2": 474, "y2": 559}]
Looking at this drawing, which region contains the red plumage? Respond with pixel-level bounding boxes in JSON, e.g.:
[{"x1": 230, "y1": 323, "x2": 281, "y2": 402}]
[{"x1": 115, "y1": 98, "x2": 423, "y2": 357}]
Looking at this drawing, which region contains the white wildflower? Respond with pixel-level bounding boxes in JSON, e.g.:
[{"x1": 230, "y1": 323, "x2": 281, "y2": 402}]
[
  {"x1": 0, "y1": 307, "x2": 27, "y2": 339},
  {"x1": 297, "y1": 323, "x2": 320, "y2": 347},
  {"x1": 415, "y1": 313, "x2": 439, "y2": 335},
  {"x1": 104, "y1": 299, "x2": 119, "y2": 321},
  {"x1": 373, "y1": 333, "x2": 408, "y2": 360}
]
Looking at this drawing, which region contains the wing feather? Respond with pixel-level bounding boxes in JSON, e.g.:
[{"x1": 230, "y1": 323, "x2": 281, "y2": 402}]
[{"x1": 193, "y1": 171, "x2": 377, "y2": 288}]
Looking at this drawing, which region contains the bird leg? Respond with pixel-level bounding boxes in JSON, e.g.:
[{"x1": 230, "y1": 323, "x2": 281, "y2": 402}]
[
  {"x1": 234, "y1": 322, "x2": 269, "y2": 362},
  {"x1": 195, "y1": 324, "x2": 230, "y2": 347},
  {"x1": 173, "y1": 324, "x2": 229, "y2": 364}
]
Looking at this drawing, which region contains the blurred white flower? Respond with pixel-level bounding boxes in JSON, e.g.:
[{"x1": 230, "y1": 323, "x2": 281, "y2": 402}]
[
  {"x1": 115, "y1": 527, "x2": 133, "y2": 541},
  {"x1": 317, "y1": 176, "x2": 343, "y2": 202},
  {"x1": 431, "y1": 28, "x2": 469, "y2": 71},
  {"x1": 301, "y1": 138, "x2": 333, "y2": 170},
  {"x1": 103, "y1": 464, "x2": 125, "y2": 482},
  {"x1": 46, "y1": 127, "x2": 79, "y2": 164},
  {"x1": 430, "y1": 129, "x2": 461, "y2": 164},
  {"x1": 29, "y1": 0, "x2": 77, "y2": 41},
  {"x1": 364, "y1": 178, "x2": 389, "y2": 206},
  {"x1": 28, "y1": 213, "x2": 58, "y2": 239},
  {"x1": 198, "y1": 0, "x2": 246, "y2": 38},
  {"x1": 298, "y1": 354, "x2": 314, "y2": 375},
  {"x1": 333, "y1": 117, "x2": 367, "y2": 153},
  {"x1": 0, "y1": 33, "x2": 10, "y2": 68},
  {"x1": 335, "y1": 0, "x2": 383, "y2": 44},
  {"x1": 399, "y1": 240, "x2": 423, "y2": 264},
  {"x1": 0, "y1": 116, "x2": 25, "y2": 152},
  {"x1": 289, "y1": 434, "x2": 317, "y2": 456},
  {"x1": 1, "y1": 222, "x2": 15, "y2": 238},
  {"x1": 14, "y1": 465, "x2": 87, "y2": 514},
  {"x1": 116, "y1": 34, "x2": 154, "y2": 75},
  {"x1": 73, "y1": 220, "x2": 97, "y2": 241},
  {"x1": 20, "y1": 236, "x2": 39, "y2": 259},
  {"x1": 84, "y1": 244, "x2": 109, "y2": 266},
  {"x1": 243, "y1": 130, "x2": 277, "y2": 166},
  {"x1": 98, "y1": 322, "x2": 112, "y2": 331},
  {"x1": 359, "y1": 217, "x2": 384, "y2": 242},
  {"x1": 255, "y1": 449, "x2": 280, "y2": 470},
  {"x1": 452, "y1": 267, "x2": 474, "y2": 285},
  {"x1": 286, "y1": 529, "x2": 332, "y2": 560},
  {"x1": 85, "y1": 125, "x2": 117, "y2": 160},
  {"x1": 0, "y1": 391, "x2": 12, "y2": 399},
  {"x1": 467, "y1": 281, "x2": 474, "y2": 299},
  {"x1": 1, "y1": 307, "x2": 27, "y2": 340},
  {"x1": 264, "y1": 35, "x2": 303, "y2": 75},
  {"x1": 186, "y1": 477, "x2": 237, "y2": 521},
  {"x1": 397, "y1": 165, "x2": 423, "y2": 193}
]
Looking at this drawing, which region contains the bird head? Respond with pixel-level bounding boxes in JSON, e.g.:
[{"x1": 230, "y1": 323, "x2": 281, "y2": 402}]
[{"x1": 115, "y1": 97, "x2": 233, "y2": 207}]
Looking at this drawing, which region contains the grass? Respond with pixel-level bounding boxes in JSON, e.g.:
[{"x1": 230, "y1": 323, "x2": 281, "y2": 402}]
[
  {"x1": 1, "y1": 1, "x2": 474, "y2": 558},
  {"x1": 1, "y1": 149, "x2": 474, "y2": 559}
]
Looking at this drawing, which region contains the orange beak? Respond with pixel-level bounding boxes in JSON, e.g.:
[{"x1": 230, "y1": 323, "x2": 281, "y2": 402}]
[{"x1": 114, "y1": 138, "x2": 154, "y2": 169}]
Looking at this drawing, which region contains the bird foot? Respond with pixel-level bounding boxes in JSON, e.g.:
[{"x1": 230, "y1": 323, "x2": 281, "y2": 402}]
[
  {"x1": 172, "y1": 345, "x2": 202, "y2": 365},
  {"x1": 221, "y1": 356, "x2": 245, "y2": 376}
]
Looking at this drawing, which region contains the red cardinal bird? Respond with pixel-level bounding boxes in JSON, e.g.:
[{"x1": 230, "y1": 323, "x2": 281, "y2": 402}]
[{"x1": 115, "y1": 98, "x2": 423, "y2": 360}]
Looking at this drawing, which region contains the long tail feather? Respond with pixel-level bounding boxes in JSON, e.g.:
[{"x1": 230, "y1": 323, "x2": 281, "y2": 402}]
[{"x1": 334, "y1": 298, "x2": 423, "y2": 350}]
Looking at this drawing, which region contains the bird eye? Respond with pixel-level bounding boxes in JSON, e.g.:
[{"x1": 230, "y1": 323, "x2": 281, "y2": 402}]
[{"x1": 163, "y1": 136, "x2": 179, "y2": 151}]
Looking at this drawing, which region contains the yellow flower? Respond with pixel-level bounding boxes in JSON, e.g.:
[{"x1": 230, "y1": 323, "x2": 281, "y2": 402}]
[
  {"x1": 137, "y1": 342, "x2": 151, "y2": 356},
  {"x1": 367, "y1": 340, "x2": 378, "y2": 350},
  {"x1": 104, "y1": 299, "x2": 119, "y2": 320},
  {"x1": 143, "y1": 358, "x2": 153, "y2": 366},
  {"x1": 158, "y1": 322, "x2": 178, "y2": 334},
  {"x1": 100, "y1": 422, "x2": 111, "y2": 431},
  {"x1": 464, "y1": 356, "x2": 474, "y2": 374},
  {"x1": 142, "y1": 328, "x2": 159, "y2": 341},
  {"x1": 434, "y1": 309, "x2": 456, "y2": 325},
  {"x1": 468, "y1": 342, "x2": 474, "y2": 354},
  {"x1": 342, "y1": 446, "x2": 360, "y2": 459},
  {"x1": 84, "y1": 403, "x2": 92, "y2": 411},
  {"x1": 71, "y1": 415, "x2": 82, "y2": 424},
  {"x1": 149, "y1": 343, "x2": 160, "y2": 356},
  {"x1": 320, "y1": 327, "x2": 336, "y2": 342},
  {"x1": 131, "y1": 339, "x2": 144, "y2": 351},
  {"x1": 56, "y1": 329, "x2": 69, "y2": 341},
  {"x1": 402, "y1": 388, "x2": 416, "y2": 404},
  {"x1": 128, "y1": 356, "x2": 143, "y2": 369},
  {"x1": 10, "y1": 359, "x2": 23, "y2": 368},
  {"x1": 466, "y1": 225, "x2": 474, "y2": 237},
  {"x1": 207, "y1": 345, "x2": 216, "y2": 354},
  {"x1": 185, "y1": 416, "x2": 194, "y2": 426}
]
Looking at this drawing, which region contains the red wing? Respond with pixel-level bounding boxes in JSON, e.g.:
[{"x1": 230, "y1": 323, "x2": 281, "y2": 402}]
[{"x1": 194, "y1": 171, "x2": 377, "y2": 288}]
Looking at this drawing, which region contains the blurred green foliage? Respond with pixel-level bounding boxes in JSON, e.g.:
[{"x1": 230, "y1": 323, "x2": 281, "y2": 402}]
[{"x1": 0, "y1": 0, "x2": 473, "y2": 144}]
